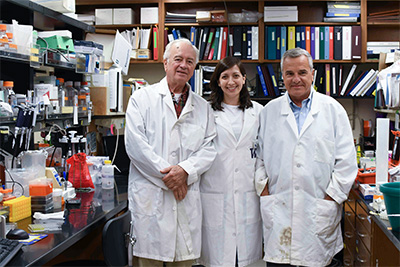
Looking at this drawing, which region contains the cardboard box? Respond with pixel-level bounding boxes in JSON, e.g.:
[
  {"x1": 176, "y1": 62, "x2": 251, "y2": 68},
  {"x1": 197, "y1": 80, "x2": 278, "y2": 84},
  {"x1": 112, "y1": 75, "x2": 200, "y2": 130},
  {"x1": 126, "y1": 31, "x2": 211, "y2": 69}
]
[
  {"x1": 95, "y1": 9, "x2": 113, "y2": 25},
  {"x1": 359, "y1": 183, "x2": 376, "y2": 200},
  {"x1": 140, "y1": 7, "x2": 158, "y2": 24},
  {"x1": 90, "y1": 86, "x2": 130, "y2": 115},
  {"x1": 131, "y1": 49, "x2": 151, "y2": 60},
  {"x1": 113, "y1": 8, "x2": 134, "y2": 25}
]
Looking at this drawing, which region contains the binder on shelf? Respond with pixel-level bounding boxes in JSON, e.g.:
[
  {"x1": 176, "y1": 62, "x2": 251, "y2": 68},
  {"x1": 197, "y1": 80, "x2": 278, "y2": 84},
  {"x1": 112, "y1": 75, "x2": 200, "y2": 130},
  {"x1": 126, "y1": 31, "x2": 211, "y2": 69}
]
[
  {"x1": 315, "y1": 26, "x2": 320, "y2": 60},
  {"x1": 251, "y1": 26, "x2": 258, "y2": 60},
  {"x1": 340, "y1": 64, "x2": 357, "y2": 95},
  {"x1": 319, "y1": 26, "x2": 325, "y2": 60},
  {"x1": 314, "y1": 64, "x2": 325, "y2": 94},
  {"x1": 267, "y1": 26, "x2": 277, "y2": 60},
  {"x1": 351, "y1": 26, "x2": 361, "y2": 60},
  {"x1": 217, "y1": 26, "x2": 224, "y2": 60},
  {"x1": 220, "y1": 27, "x2": 228, "y2": 59},
  {"x1": 345, "y1": 71, "x2": 367, "y2": 96},
  {"x1": 276, "y1": 26, "x2": 281, "y2": 59},
  {"x1": 208, "y1": 27, "x2": 220, "y2": 60},
  {"x1": 329, "y1": 26, "x2": 334, "y2": 60},
  {"x1": 310, "y1": 27, "x2": 315, "y2": 59},
  {"x1": 228, "y1": 27, "x2": 234, "y2": 57},
  {"x1": 280, "y1": 26, "x2": 287, "y2": 59},
  {"x1": 331, "y1": 63, "x2": 339, "y2": 96},
  {"x1": 233, "y1": 26, "x2": 242, "y2": 58},
  {"x1": 288, "y1": 26, "x2": 296, "y2": 50},
  {"x1": 295, "y1": 26, "x2": 301, "y2": 48},
  {"x1": 172, "y1": 28, "x2": 179, "y2": 40},
  {"x1": 153, "y1": 26, "x2": 158, "y2": 60},
  {"x1": 334, "y1": 26, "x2": 342, "y2": 60},
  {"x1": 199, "y1": 27, "x2": 209, "y2": 60},
  {"x1": 338, "y1": 64, "x2": 343, "y2": 93},
  {"x1": 305, "y1": 26, "x2": 311, "y2": 54},
  {"x1": 360, "y1": 71, "x2": 378, "y2": 97},
  {"x1": 300, "y1": 26, "x2": 306, "y2": 49},
  {"x1": 324, "y1": 26, "x2": 330, "y2": 60},
  {"x1": 326, "y1": 12, "x2": 360, "y2": 17},
  {"x1": 351, "y1": 69, "x2": 376, "y2": 96},
  {"x1": 203, "y1": 27, "x2": 215, "y2": 60},
  {"x1": 241, "y1": 26, "x2": 248, "y2": 60},
  {"x1": 267, "y1": 64, "x2": 280, "y2": 97},
  {"x1": 342, "y1": 26, "x2": 352, "y2": 60},
  {"x1": 164, "y1": 27, "x2": 169, "y2": 49},
  {"x1": 325, "y1": 64, "x2": 331, "y2": 96},
  {"x1": 190, "y1": 26, "x2": 196, "y2": 45},
  {"x1": 257, "y1": 65, "x2": 268, "y2": 96},
  {"x1": 261, "y1": 65, "x2": 275, "y2": 97},
  {"x1": 246, "y1": 26, "x2": 252, "y2": 60}
]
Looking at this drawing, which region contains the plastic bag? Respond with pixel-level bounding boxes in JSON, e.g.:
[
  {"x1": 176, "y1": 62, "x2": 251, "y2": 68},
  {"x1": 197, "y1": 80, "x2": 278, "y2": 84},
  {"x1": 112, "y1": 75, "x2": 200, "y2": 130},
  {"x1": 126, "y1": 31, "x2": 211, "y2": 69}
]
[{"x1": 66, "y1": 153, "x2": 94, "y2": 189}]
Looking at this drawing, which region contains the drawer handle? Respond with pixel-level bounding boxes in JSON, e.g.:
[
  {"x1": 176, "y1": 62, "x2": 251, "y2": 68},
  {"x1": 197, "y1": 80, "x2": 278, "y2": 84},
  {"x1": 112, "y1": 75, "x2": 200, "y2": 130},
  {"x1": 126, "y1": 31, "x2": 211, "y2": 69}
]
[
  {"x1": 348, "y1": 198, "x2": 355, "y2": 203},
  {"x1": 357, "y1": 214, "x2": 368, "y2": 221},
  {"x1": 344, "y1": 232, "x2": 354, "y2": 238},
  {"x1": 357, "y1": 231, "x2": 367, "y2": 238},
  {"x1": 356, "y1": 255, "x2": 367, "y2": 263},
  {"x1": 343, "y1": 259, "x2": 352, "y2": 266},
  {"x1": 345, "y1": 211, "x2": 352, "y2": 217}
]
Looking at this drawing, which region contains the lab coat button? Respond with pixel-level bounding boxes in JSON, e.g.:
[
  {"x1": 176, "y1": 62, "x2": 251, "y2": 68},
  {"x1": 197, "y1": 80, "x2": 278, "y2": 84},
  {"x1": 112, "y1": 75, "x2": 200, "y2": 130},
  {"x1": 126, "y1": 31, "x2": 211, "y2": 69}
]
[
  {"x1": 235, "y1": 168, "x2": 239, "y2": 172},
  {"x1": 295, "y1": 186, "x2": 300, "y2": 190},
  {"x1": 171, "y1": 152, "x2": 176, "y2": 157},
  {"x1": 296, "y1": 163, "x2": 301, "y2": 168},
  {"x1": 172, "y1": 206, "x2": 176, "y2": 211}
]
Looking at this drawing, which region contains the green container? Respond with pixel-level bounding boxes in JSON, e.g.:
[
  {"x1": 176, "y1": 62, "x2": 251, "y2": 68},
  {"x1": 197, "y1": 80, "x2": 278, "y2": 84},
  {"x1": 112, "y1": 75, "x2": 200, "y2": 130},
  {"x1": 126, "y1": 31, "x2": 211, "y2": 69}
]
[
  {"x1": 380, "y1": 182, "x2": 400, "y2": 232},
  {"x1": 37, "y1": 35, "x2": 75, "y2": 53}
]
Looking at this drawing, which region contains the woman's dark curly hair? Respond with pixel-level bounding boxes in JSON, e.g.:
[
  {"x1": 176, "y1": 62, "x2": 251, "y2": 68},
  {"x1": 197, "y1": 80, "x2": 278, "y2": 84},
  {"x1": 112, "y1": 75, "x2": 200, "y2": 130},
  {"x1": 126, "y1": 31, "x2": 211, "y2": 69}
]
[{"x1": 209, "y1": 56, "x2": 253, "y2": 111}]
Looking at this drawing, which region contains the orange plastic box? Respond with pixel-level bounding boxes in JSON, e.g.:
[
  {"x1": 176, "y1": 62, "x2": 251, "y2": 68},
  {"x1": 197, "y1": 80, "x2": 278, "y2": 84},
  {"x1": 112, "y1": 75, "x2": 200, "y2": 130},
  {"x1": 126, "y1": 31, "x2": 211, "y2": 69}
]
[{"x1": 356, "y1": 167, "x2": 376, "y2": 184}]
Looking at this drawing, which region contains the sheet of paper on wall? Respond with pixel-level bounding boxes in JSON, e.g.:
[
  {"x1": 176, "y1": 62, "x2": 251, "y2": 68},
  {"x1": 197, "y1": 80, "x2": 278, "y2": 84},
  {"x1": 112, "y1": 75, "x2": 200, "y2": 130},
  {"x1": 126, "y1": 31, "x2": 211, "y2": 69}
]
[
  {"x1": 112, "y1": 30, "x2": 132, "y2": 75},
  {"x1": 86, "y1": 33, "x2": 114, "y2": 63}
]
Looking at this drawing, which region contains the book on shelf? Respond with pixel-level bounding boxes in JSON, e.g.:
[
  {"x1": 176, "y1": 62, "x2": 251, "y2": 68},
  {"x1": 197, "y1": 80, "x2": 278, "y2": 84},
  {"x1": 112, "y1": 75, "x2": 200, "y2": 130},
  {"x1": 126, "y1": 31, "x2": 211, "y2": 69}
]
[{"x1": 257, "y1": 65, "x2": 268, "y2": 96}]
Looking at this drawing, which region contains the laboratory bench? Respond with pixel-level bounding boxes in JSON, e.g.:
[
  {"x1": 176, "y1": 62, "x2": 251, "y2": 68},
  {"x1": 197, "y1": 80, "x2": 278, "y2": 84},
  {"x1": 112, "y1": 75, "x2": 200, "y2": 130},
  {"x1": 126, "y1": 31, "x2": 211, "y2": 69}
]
[
  {"x1": 7, "y1": 175, "x2": 128, "y2": 266},
  {"x1": 343, "y1": 186, "x2": 400, "y2": 266}
]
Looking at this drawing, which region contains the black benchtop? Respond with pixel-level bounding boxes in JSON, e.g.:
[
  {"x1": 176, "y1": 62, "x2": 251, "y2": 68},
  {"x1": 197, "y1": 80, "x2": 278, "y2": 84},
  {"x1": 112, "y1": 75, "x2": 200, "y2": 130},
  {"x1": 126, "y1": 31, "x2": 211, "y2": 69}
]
[{"x1": 8, "y1": 175, "x2": 128, "y2": 266}]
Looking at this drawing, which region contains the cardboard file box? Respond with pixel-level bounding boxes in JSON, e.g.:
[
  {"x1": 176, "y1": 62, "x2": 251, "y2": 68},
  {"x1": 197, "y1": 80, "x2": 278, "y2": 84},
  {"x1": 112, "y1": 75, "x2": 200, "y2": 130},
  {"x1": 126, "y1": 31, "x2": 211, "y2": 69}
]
[
  {"x1": 131, "y1": 49, "x2": 151, "y2": 60},
  {"x1": 95, "y1": 9, "x2": 113, "y2": 25}
]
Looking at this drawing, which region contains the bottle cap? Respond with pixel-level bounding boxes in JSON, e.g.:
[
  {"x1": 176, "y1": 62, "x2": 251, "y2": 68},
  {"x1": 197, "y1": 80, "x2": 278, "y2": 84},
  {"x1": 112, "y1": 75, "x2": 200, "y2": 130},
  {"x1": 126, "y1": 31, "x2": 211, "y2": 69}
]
[
  {"x1": 104, "y1": 160, "x2": 112, "y2": 164},
  {"x1": 3, "y1": 81, "x2": 13, "y2": 87}
]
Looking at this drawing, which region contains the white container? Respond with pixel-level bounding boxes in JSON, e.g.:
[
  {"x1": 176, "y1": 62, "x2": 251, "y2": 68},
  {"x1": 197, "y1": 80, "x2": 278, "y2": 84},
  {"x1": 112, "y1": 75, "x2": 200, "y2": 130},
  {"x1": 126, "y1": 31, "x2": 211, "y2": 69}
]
[
  {"x1": 101, "y1": 160, "x2": 114, "y2": 189},
  {"x1": 53, "y1": 188, "x2": 63, "y2": 210}
]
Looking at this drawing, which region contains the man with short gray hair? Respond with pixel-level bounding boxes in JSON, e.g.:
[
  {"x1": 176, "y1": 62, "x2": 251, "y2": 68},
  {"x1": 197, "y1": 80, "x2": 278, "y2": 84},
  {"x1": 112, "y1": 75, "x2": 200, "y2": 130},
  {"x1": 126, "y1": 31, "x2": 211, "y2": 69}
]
[{"x1": 256, "y1": 47, "x2": 358, "y2": 266}]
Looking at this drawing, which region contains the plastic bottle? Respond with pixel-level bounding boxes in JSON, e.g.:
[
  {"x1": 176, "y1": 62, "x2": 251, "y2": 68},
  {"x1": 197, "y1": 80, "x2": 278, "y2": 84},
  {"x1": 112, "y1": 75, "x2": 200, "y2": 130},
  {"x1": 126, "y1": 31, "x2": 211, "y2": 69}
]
[
  {"x1": 0, "y1": 24, "x2": 8, "y2": 50},
  {"x1": 77, "y1": 81, "x2": 86, "y2": 112},
  {"x1": 4, "y1": 81, "x2": 17, "y2": 114},
  {"x1": 102, "y1": 160, "x2": 114, "y2": 189},
  {"x1": 57, "y1": 78, "x2": 66, "y2": 108},
  {"x1": 80, "y1": 81, "x2": 90, "y2": 112},
  {"x1": 65, "y1": 81, "x2": 77, "y2": 107}
]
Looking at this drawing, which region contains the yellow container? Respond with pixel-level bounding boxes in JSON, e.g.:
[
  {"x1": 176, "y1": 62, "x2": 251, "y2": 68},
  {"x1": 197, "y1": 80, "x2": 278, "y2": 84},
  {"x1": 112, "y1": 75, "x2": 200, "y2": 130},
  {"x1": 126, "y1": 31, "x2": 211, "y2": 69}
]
[{"x1": 3, "y1": 196, "x2": 32, "y2": 222}]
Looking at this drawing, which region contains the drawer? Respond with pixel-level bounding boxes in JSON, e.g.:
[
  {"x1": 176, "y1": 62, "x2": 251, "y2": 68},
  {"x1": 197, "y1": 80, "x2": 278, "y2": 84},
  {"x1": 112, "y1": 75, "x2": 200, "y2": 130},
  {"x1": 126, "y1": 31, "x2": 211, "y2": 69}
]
[
  {"x1": 355, "y1": 222, "x2": 371, "y2": 252},
  {"x1": 343, "y1": 245, "x2": 354, "y2": 267},
  {"x1": 355, "y1": 236, "x2": 371, "y2": 266},
  {"x1": 344, "y1": 215, "x2": 356, "y2": 254},
  {"x1": 344, "y1": 203, "x2": 356, "y2": 228},
  {"x1": 355, "y1": 201, "x2": 372, "y2": 235},
  {"x1": 347, "y1": 191, "x2": 356, "y2": 212}
]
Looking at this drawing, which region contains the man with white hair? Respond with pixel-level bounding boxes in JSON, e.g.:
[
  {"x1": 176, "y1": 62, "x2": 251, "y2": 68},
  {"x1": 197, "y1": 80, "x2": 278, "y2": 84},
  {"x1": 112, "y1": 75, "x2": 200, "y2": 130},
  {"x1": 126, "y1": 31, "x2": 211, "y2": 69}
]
[{"x1": 125, "y1": 38, "x2": 217, "y2": 266}]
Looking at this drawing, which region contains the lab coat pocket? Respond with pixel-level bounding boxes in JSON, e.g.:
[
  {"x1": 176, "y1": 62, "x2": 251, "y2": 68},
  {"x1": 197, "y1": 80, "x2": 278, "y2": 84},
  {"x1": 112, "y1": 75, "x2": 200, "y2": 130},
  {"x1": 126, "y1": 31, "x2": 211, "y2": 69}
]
[
  {"x1": 201, "y1": 192, "x2": 224, "y2": 227},
  {"x1": 181, "y1": 125, "x2": 205, "y2": 153},
  {"x1": 313, "y1": 198, "x2": 340, "y2": 236},
  {"x1": 132, "y1": 183, "x2": 162, "y2": 216},
  {"x1": 314, "y1": 137, "x2": 334, "y2": 164},
  {"x1": 245, "y1": 190, "x2": 261, "y2": 224},
  {"x1": 260, "y1": 195, "x2": 274, "y2": 230}
]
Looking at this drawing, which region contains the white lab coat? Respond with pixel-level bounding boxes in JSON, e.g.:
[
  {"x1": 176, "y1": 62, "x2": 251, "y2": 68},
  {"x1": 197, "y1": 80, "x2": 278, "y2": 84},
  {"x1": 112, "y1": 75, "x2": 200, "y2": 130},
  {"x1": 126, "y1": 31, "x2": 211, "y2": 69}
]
[
  {"x1": 255, "y1": 91, "x2": 358, "y2": 266},
  {"x1": 125, "y1": 77, "x2": 217, "y2": 262},
  {"x1": 200, "y1": 101, "x2": 263, "y2": 267}
]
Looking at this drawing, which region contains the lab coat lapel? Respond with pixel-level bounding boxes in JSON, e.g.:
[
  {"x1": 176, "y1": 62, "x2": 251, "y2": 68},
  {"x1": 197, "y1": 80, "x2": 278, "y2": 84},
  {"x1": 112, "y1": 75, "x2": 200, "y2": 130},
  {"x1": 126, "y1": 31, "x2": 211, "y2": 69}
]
[
  {"x1": 281, "y1": 95, "x2": 299, "y2": 138},
  {"x1": 299, "y1": 92, "x2": 321, "y2": 137},
  {"x1": 238, "y1": 107, "x2": 256, "y2": 143},
  {"x1": 215, "y1": 110, "x2": 236, "y2": 140},
  {"x1": 179, "y1": 89, "x2": 194, "y2": 119},
  {"x1": 159, "y1": 78, "x2": 177, "y2": 119}
]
